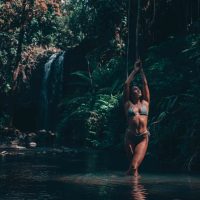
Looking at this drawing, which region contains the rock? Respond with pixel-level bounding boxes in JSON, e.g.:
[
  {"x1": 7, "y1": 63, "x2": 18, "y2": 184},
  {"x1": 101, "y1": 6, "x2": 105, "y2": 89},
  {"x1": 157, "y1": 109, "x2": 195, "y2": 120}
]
[
  {"x1": 1, "y1": 126, "x2": 57, "y2": 148},
  {"x1": 29, "y1": 142, "x2": 37, "y2": 148},
  {"x1": 38, "y1": 129, "x2": 47, "y2": 134},
  {"x1": 15, "y1": 129, "x2": 21, "y2": 135},
  {"x1": 18, "y1": 134, "x2": 25, "y2": 140},
  {"x1": 26, "y1": 132, "x2": 37, "y2": 142},
  {"x1": 37, "y1": 129, "x2": 56, "y2": 147},
  {"x1": 0, "y1": 151, "x2": 8, "y2": 156},
  {"x1": 11, "y1": 140, "x2": 19, "y2": 145},
  {"x1": 28, "y1": 132, "x2": 37, "y2": 137},
  {"x1": 10, "y1": 144, "x2": 26, "y2": 150},
  {"x1": 16, "y1": 145, "x2": 26, "y2": 150}
]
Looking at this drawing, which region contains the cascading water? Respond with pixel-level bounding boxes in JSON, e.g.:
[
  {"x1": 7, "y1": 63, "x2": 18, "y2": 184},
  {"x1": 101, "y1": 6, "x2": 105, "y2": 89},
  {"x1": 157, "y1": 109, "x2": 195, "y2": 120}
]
[
  {"x1": 41, "y1": 53, "x2": 58, "y2": 130},
  {"x1": 39, "y1": 51, "x2": 65, "y2": 131}
]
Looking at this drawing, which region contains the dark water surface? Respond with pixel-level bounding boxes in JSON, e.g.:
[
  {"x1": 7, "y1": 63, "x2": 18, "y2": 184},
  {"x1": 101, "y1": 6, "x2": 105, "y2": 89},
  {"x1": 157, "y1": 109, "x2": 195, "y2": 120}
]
[{"x1": 0, "y1": 148, "x2": 200, "y2": 200}]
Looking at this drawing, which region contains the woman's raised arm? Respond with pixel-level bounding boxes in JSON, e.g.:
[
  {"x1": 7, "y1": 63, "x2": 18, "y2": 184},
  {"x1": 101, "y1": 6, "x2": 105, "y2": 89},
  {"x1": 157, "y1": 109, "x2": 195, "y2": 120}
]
[
  {"x1": 140, "y1": 67, "x2": 150, "y2": 103},
  {"x1": 124, "y1": 60, "x2": 141, "y2": 103}
]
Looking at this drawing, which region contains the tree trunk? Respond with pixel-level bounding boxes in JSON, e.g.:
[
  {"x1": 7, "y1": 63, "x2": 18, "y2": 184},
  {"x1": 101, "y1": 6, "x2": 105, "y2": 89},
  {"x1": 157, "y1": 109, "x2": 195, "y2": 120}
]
[
  {"x1": 15, "y1": 0, "x2": 27, "y2": 68},
  {"x1": 10, "y1": 0, "x2": 28, "y2": 127}
]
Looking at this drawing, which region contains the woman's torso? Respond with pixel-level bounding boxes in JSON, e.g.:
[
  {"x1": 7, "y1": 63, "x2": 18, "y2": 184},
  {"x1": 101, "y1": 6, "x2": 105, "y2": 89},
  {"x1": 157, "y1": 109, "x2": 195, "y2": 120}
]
[{"x1": 125, "y1": 100, "x2": 149, "y2": 134}]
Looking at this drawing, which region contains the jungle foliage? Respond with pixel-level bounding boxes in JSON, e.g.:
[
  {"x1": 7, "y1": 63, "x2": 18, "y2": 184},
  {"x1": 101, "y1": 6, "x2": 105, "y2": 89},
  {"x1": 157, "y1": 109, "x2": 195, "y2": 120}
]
[{"x1": 0, "y1": 0, "x2": 200, "y2": 170}]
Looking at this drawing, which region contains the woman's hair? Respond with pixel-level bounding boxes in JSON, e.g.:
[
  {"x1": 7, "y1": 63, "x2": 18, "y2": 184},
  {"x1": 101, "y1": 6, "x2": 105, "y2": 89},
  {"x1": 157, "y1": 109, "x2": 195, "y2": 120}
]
[
  {"x1": 130, "y1": 82, "x2": 141, "y2": 90},
  {"x1": 130, "y1": 82, "x2": 142, "y2": 98}
]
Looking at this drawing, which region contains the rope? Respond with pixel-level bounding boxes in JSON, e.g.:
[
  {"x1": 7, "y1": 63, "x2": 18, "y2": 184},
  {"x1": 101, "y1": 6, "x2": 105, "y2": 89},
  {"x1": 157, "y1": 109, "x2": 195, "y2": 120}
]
[
  {"x1": 126, "y1": 0, "x2": 141, "y2": 79},
  {"x1": 135, "y1": 0, "x2": 141, "y2": 60},
  {"x1": 126, "y1": 0, "x2": 131, "y2": 79}
]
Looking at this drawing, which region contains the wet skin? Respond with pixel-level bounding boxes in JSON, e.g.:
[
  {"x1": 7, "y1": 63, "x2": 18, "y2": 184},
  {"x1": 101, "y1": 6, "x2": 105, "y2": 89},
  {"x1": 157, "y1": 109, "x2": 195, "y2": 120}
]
[
  {"x1": 124, "y1": 60, "x2": 150, "y2": 177},
  {"x1": 125, "y1": 98, "x2": 149, "y2": 176}
]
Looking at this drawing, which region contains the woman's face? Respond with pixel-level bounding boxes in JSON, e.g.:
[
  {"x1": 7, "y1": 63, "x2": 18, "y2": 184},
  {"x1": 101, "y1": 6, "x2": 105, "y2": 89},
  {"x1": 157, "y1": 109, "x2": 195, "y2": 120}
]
[{"x1": 131, "y1": 86, "x2": 142, "y2": 98}]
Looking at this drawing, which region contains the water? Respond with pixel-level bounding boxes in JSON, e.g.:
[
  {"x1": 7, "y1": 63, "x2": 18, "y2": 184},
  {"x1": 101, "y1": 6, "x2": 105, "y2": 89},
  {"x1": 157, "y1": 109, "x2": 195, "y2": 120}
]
[
  {"x1": 0, "y1": 148, "x2": 200, "y2": 200},
  {"x1": 41, "y1": 53, "x2": 58, "y2": 129},
  {"x1": 39, "y1": 52, "x2": 65, "y2": 131}
]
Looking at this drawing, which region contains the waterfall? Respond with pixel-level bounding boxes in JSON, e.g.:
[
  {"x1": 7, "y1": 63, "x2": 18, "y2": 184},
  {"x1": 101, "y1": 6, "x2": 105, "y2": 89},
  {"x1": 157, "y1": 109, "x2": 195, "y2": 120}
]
[
  {"x1": 41, "y1": 53, "x2": 58, "y2": 130},
  {"x1": 39, "y1": 51, "x2": 65, "y2": 131}
]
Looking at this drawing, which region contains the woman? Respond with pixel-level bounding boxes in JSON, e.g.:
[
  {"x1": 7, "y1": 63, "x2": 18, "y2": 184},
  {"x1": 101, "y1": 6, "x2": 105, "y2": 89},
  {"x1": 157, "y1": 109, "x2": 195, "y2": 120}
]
[{"x1": 124, "y1": 59, "x2": 150, "y2": 176}]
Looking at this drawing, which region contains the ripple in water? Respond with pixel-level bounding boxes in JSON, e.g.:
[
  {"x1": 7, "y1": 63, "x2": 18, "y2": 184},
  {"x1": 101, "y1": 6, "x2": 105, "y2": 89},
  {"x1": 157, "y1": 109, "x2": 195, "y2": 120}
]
[{"x1": 1, "y1": 151, "x2": 200, "y2": 200}]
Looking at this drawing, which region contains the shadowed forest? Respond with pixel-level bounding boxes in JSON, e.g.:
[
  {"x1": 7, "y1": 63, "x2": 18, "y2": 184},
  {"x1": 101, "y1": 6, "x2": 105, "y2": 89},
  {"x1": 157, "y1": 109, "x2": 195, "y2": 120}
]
[{"x1": 0, "y1": 0, "x2": 200, "y2": 172}]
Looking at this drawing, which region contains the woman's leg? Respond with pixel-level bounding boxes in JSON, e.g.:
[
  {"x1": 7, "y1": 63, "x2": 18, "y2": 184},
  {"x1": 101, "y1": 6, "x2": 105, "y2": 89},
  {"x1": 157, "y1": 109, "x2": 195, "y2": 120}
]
[
  {"x1": 125, "y1": 132, "x2": 134, "y2": 159},
  {"x1": 131, "y1": 136, "x2": 149, "y2": 176},
  {"x1": 125, "y1": 134, "x2": 136, "y2": 174}
]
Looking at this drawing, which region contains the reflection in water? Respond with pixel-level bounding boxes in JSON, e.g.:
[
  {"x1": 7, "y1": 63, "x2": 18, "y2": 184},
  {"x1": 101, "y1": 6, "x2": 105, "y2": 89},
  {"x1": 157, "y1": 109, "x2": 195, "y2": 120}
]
[
  {"x1": 131, "y1": 177, "x2": 148, "y2": 200},
  {"x1": 1, "y1": 150, "x2": 200, "y2": 200}
]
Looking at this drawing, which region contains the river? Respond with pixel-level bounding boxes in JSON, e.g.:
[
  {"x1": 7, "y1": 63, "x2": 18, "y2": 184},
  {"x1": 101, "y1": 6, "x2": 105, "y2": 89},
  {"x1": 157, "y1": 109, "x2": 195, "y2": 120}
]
[{"x1": 0, "y1": 148, "x2": 200, "y2": 200}]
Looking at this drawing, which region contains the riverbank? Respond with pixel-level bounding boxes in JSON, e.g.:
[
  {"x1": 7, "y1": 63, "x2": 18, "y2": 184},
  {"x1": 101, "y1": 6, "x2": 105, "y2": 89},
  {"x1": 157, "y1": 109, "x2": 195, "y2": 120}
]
[{"x1": 0, "y1": 127, "x2": 56, "y2": 149}]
